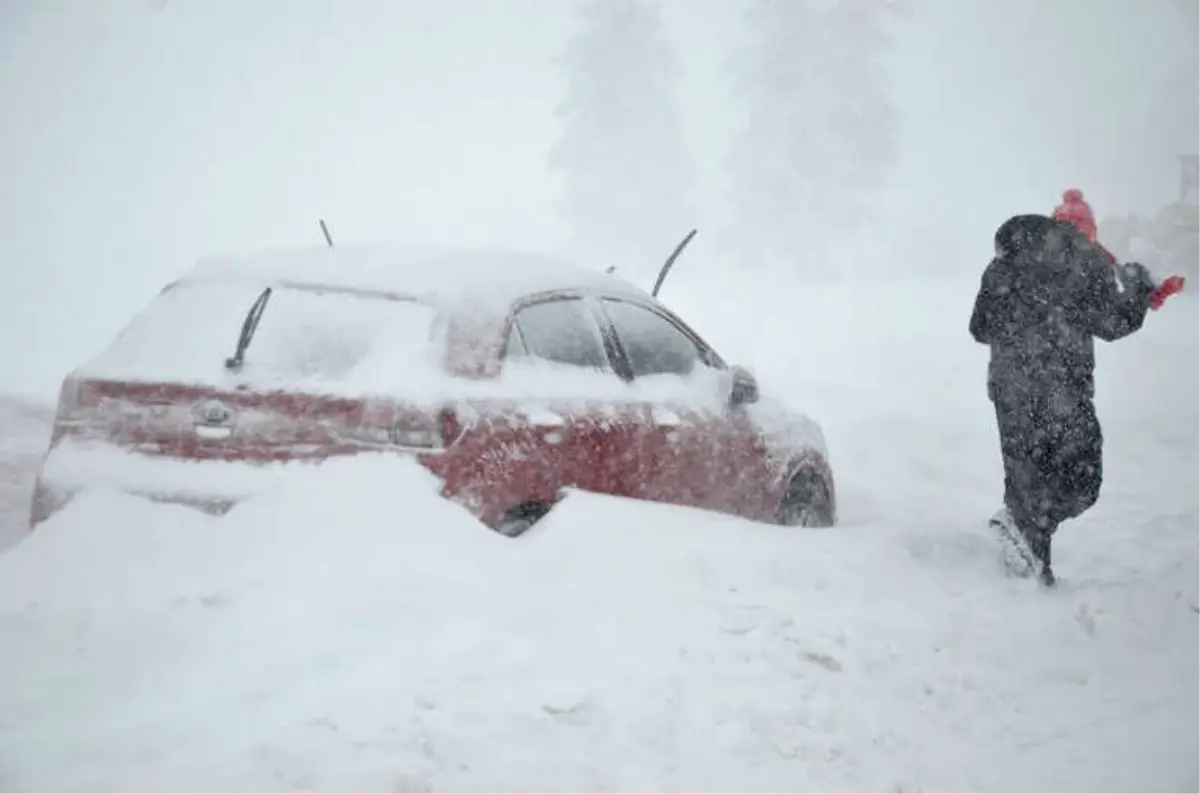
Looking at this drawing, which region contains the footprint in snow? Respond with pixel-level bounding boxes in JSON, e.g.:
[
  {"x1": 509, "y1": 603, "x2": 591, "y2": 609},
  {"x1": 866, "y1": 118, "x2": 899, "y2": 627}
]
[
  {"x1": 541, "y1": 698, "x2": 592, "y2": 726},
  {"x1": 803, "y1": 651, "x2": 843, "y2": 672}
]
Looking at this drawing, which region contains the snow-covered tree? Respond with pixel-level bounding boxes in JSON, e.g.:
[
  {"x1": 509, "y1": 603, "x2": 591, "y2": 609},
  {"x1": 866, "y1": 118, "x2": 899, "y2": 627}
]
[
  {"x1": 549, "y1": 0, "x2": 697, "y2": 280},
  {"x1": 725, "y1": 0, "x2": 904, "y2": 273}
]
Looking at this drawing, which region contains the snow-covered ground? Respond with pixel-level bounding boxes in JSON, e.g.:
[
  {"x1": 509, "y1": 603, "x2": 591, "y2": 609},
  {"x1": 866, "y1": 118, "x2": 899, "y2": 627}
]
[{"x1": 0, "y1": 276, "x2": 1196, "y2": 792}]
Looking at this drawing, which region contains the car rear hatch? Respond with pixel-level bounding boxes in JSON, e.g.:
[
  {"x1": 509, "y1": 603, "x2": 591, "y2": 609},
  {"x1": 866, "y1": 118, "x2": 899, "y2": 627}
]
[{"x1": 48, "y1": 279, "x2": 457, "y2": 463}]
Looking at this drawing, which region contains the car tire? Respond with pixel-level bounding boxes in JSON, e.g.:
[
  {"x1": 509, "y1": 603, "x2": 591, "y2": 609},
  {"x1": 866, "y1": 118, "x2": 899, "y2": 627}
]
[
  {"x1": 495, "y1": 501, "x2": 553, "y2": 538},
  {"x1": 778, "y1": 470, "x2": 834, "y2": 528}
]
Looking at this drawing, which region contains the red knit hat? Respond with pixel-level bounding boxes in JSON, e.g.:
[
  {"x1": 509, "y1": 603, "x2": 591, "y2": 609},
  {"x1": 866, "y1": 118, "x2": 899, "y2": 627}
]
[{"x1": 1052, "y1": 188, "x2": 1098, "y2": 242}]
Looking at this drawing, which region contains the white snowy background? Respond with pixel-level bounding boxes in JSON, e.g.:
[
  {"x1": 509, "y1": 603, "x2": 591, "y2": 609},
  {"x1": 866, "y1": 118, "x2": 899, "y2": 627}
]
[{"x1": 1, "y1": 1, "x2": 1197, "y2": 791}]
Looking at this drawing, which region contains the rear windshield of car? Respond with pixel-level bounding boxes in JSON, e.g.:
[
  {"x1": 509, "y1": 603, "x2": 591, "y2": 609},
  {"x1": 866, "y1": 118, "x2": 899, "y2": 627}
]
[{"x1": 81, "y1": 281, "x2": 444, "y2": 392}]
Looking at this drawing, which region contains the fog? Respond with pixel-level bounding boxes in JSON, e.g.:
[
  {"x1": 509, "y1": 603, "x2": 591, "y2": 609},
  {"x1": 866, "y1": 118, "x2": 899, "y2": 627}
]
[{"x1": 1, "y1": 0, "x2": 1196, "y2": 400}]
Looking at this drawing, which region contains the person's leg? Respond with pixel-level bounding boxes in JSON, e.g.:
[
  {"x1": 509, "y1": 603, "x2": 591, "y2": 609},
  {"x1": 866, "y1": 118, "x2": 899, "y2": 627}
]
[
  {"x1": 991, "y1": 390, "x2": 1050, "y2": 579},
  {"x1": 1008, "y1": 391, "x2": 1103, "y2": 585},
  {"x1": 1046, "y1": 395, "x2": 1104, "y2": 526},
  {"x1": 1020, "y1": 403, "x2": 1060, "y2": 584}
]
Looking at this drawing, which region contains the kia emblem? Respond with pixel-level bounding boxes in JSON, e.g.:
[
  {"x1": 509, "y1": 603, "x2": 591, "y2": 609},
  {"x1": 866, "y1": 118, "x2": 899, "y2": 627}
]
[{"x1": 193, "y1": 399, "x2": 235, "y2": 427}]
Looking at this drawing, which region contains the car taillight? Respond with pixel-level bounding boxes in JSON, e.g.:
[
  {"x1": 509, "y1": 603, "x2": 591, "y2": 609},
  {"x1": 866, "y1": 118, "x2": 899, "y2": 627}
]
[{"x1": 50, "y1": 377, "x2": 101, "y2": 444}]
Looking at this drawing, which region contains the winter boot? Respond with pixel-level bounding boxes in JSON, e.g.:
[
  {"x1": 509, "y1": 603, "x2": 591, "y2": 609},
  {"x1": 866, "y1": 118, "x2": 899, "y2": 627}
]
[
  {"x1": 990, "y1": 506, "x2": 1035, "y2": 577},
  {"x1": 989, "y1": 507, "x2": 1056, "y2": 586}
]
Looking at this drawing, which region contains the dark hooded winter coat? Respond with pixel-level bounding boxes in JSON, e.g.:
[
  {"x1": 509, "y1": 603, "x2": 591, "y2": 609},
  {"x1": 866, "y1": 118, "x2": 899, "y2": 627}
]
[
  {"x1": 969, "y1": 214, "x2": 1153, "y2": 533},
  {"x1": 970, "y1": 214, "x2": 1153, "y2": 401}
]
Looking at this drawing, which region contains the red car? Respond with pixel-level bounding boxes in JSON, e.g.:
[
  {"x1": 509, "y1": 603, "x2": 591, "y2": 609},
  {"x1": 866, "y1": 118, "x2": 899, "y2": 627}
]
[{"x1": 29, "y1": 247, "x2": 836, "y2": 536}]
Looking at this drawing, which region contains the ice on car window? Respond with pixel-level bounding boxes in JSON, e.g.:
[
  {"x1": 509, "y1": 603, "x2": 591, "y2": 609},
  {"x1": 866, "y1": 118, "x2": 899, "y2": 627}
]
[{"x1": 83, "y1": 282, "x2": 441, "y2": 389}]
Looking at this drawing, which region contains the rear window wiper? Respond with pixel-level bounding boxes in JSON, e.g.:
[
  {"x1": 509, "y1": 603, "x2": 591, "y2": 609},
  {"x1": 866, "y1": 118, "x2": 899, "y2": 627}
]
[{"x1": 224, "y1": 287, "x2": 273, "y2": 372}]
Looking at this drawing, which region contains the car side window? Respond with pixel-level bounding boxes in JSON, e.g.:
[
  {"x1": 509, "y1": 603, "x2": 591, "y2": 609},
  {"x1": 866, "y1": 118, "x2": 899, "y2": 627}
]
[
  {"x1": 600, "y1": 299, "x2": 708, "y2": 378},
  {"x1": 507, "y1": 298, "x2": 610, "y2": 371}
]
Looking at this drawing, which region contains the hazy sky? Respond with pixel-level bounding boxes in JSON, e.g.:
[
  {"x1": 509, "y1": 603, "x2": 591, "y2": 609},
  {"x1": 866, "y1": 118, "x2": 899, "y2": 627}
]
[{"x1": 1, "y1": 0, "x2": 1196, "y2": 399}]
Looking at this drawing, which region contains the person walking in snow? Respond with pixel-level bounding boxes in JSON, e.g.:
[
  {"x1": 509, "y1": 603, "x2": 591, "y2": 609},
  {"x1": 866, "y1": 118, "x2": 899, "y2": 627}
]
[{"x1": 969, "y1": 190, "x2": 1157, "y2": 586}]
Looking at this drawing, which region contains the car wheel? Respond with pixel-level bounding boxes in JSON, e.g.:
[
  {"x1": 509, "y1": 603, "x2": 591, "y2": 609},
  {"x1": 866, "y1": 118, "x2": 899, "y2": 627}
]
[
  {"x1": 495, "y1": 501, "x2": 553, "y2": 538},
  {"x1": 778, "y1": 471, "x2": 834, "y2": 528}
]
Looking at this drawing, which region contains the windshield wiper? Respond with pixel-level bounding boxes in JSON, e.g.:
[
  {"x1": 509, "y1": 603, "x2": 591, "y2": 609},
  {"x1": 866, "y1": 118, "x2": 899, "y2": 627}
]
[{"x1": 224, "y1": 287, "x2": 273, "y2": 372}]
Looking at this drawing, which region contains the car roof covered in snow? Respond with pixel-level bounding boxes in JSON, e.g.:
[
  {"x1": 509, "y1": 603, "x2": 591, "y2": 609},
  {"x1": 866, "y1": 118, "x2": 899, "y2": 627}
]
[{"x1": 173, "y1": 244, "x2": 652, "y2": 316}]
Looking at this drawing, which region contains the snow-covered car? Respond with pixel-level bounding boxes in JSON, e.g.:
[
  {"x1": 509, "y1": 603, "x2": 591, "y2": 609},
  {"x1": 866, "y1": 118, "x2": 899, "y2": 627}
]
[{"x1": 30, "y1": 247, "x2": 836, "y2": 536}]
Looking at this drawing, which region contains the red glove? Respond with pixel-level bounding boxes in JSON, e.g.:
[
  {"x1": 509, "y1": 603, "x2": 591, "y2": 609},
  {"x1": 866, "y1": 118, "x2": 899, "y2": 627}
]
[{"x1": 1149, "y1": 275, "x2": 1185, "y2": 310}]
